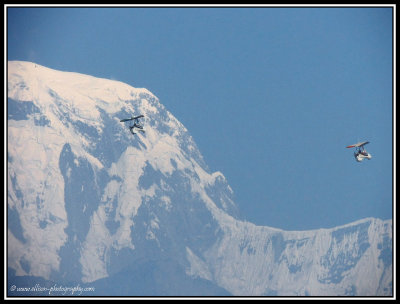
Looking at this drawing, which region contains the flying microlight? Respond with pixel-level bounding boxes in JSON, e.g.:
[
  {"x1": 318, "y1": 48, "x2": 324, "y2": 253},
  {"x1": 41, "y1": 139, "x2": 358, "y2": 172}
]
[
  {"x1": 346, "y1": 141, "x2": 372, "y2": 162},
  {"x1": 120, "y1": 115, "x2": 145, "y2": 135}
]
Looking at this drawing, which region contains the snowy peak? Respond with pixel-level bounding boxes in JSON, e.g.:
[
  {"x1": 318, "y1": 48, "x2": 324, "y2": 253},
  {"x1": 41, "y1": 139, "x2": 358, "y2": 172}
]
[
  {"x1": 8, "y1": 60, "x2": 238, "y2": 284},
  {"x1": 8, "y1": 61, "x2": 208, "y2": 172},
  {"x1": 7, "y1": 61, "x2": 392, "y2": 296},
  {"x1": 8, "y1": 61, "x2": 154, "y2": 108}
]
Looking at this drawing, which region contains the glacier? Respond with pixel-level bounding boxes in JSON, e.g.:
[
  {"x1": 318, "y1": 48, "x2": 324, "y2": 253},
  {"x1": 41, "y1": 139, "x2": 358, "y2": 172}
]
[{"x1": 7, "y1": 61, "x2": 392, "y2": 297}]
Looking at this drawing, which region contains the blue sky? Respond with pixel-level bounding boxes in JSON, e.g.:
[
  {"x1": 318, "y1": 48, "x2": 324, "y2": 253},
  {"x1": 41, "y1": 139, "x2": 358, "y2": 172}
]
[{"x1": 7, "y1": 6, "x2": 393, "y2": 230}]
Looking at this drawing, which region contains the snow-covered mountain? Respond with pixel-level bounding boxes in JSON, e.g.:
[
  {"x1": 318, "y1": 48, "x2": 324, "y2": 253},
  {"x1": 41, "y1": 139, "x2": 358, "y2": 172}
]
[{"x1": 7, "y1": 61, "x2": 392, "y2": 296}]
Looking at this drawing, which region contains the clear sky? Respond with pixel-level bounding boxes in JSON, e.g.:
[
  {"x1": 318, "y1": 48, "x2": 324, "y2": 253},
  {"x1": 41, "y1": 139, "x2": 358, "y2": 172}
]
[{"x1": 7, "y1": 6, "x2": 393, "y2": 230}]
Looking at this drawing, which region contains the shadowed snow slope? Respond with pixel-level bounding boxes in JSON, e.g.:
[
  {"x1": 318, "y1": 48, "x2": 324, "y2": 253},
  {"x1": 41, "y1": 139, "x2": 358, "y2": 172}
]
[{"x1": 7, "y1": 61, "x2": 392, "y2": 296}]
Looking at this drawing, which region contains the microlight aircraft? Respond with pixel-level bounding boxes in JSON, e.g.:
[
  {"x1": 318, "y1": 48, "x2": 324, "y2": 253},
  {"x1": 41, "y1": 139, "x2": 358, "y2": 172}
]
[
  {"x1": 120, "y1": 115, "x2": 145, "y2": 135},
  {"x1": 346, "y1": 141, "x2": 372, "y2": 162}
]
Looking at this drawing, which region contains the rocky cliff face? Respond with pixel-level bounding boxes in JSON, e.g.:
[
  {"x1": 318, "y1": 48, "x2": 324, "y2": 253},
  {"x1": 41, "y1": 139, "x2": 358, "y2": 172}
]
[{"x1": 7, "y1": 61, "x2": 392, "y2": 296}]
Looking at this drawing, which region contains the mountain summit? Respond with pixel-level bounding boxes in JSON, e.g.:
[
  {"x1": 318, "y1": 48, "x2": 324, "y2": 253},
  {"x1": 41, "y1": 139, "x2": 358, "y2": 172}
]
[{"x1": 7, "y1": 61, "x2": 392, "y2": 296}]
